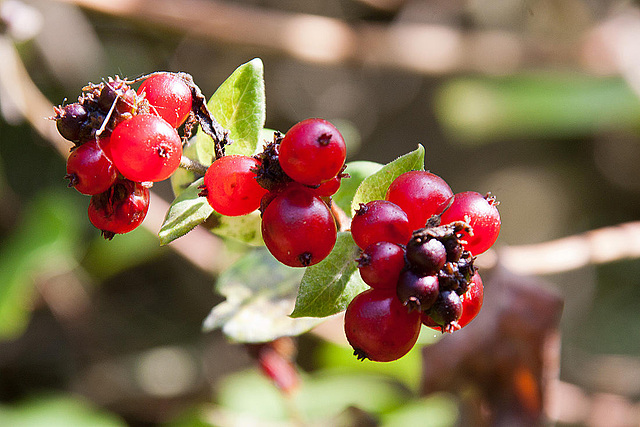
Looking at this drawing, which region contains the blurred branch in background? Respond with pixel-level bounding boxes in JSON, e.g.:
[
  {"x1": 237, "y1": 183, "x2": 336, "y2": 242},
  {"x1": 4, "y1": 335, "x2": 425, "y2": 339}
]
[
  {"x1": 52, "y1": 0, "x2": 640, "y2": 78},
  {"x1": 56, "y1": 0, "x2": 528, "y2": 75}
]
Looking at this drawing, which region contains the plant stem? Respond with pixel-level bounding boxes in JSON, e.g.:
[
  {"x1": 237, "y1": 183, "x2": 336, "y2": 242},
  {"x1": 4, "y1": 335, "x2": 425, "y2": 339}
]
[{"x1": 179, "y1": 155, "x2": 208, "y2": 175}]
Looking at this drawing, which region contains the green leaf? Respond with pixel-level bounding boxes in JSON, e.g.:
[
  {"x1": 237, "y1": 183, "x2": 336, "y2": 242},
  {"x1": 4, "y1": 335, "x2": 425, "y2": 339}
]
[
  {"x1": 291, "y1": 232, "x2": 367, "y2": 318},
  {"x1": 203, "y1": 210, "x2": 264, "y2": 246},
  {"x1": 351, "y1": 145, "x2": 425, "y2": 215},
  {"x1": 202, "y1": 248, "x2": 323, "y2": 342},
  {"x1": 158, "y1": 178, "x2": 213, "y2": 245},
  {"x1": 196, "y1": 58, "x2": 266, "y2": 164},
  {"x1": 332, "y1": 160, "x2": 383, "y2": 216}
]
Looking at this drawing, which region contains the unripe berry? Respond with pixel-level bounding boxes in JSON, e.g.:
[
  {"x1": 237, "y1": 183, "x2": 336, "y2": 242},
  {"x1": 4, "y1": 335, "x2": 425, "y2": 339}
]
[
  {"x1": 261, "y1": 186, "x2": 337, "y2": 267},
  {"x1": 344, "y1": 288, "x2": 421, "y2": 362}
]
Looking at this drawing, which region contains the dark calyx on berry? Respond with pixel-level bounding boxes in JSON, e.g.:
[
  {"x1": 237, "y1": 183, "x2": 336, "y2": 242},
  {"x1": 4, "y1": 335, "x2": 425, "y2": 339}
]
[
  {"x1": 253, "y1": 131, "x2": 293, "y2": 191},
  {"x1": 53, "y1": 76, "x2": 139, "y2": 145}
]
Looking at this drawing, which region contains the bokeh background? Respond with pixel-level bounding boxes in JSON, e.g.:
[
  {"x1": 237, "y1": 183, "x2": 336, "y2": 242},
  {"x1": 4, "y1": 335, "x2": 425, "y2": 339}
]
[{"x1": 1, "y1": 0, "x2": 640, "y2": 425}]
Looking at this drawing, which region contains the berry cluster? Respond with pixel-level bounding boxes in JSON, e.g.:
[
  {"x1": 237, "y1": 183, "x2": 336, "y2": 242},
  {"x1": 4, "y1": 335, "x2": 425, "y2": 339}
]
[
  {"x1": 53, "y1": 73, "x2": 193, "y2": 238},
  {"x1": 344, "y1": 170, "x2": 500, "y2": 362},
  {"x1": 200, "y1": 118, "x2": 347, "y2": 267}
]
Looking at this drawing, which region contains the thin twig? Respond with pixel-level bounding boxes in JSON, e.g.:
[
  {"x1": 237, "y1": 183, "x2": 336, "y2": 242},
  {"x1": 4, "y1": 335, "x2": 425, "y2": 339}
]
[{"x1": 179, "y1": 155, "x2": 208, "y2": 175}]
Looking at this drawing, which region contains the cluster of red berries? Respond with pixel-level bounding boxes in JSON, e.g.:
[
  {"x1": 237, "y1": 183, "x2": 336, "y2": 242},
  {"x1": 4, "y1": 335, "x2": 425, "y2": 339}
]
[
  {"x1": 53, "y1": 73, "x2": 193, "y2": 238},
  {"x1": 344, "y1": 171, "x2": 500, "y2": 362},
  {"x1": 200, "y1": 118, "x2": 347, "y2": 267}
]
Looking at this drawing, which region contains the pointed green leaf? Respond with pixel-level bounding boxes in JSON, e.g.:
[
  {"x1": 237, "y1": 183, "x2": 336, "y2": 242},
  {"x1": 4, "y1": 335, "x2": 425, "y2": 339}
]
[
  {"x1": 196, "y1": 58, "x2": 266, "y2": 164},
  {"x1": 202, "y1": 248, "x2": 323, "y2": 342},
  {"x1": 351, "y1": 145, "x2": 425, "y2": 215},
  {"x1": 290, "y1": 232, "x2": 367, "y2": 318},
  {"x1": 158, "y1": 178, "x2": 213, "y2": 245},
  {"x1": 332, "y1": 160, "x2": 383, "y2": 216}
]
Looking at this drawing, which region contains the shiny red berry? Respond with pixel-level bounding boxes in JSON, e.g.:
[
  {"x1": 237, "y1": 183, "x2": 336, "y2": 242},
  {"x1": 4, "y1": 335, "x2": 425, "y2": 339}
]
[
  {"x1": 350, "y1": 200, "x2": 412, "y2": 249},
  {"x1": 312, "y1": 175, "x2": 342, "y2": 197},
  {"x1": 439, "y1": 191, "x2": 501, "y2": 255},
  {"x1": 108, "y1": 114, "x2": 182, "y2": 182},
  {"x1": 279, "y1": 118, "x2": 346, "y2": 186},
  {"x1": 137, "y1": 73, "x2": 192, "y2": 128},
  {"x1": 386, "y1": 170, "x2": 453, "y2": 231},
  {"x1": 203, "y1": 155, "x2": 267, "y2": 216},
  {"x1": 88, "y1": 179, "x2": 150, "y2": 239},
  {"x1": 65, "y1": 138, "x2": 117, "y2": 195},
  {"x1": 357, "y1": 242, "x2": 406, "y2": 290},
  {"x1": 261, "y1": 186, "x2": 337, "y2": 267},
  {"x1": 458, "y1": 271, "x2": 484, "y2": 328},
  {"x1": 344, "y1": 288, "x2": 421, "y2": 362}
]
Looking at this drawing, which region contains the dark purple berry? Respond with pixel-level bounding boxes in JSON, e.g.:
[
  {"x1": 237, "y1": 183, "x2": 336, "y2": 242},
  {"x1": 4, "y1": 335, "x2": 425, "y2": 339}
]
[
  {"x1": 430, "y1": 290, "x2": 463, "y2": 333},
  {"x1": 55, "y1": 103, "x2": 88, "y2": 143},
  {"x1": 396, "y1": 270, "x2": 439, "y2": 312},
  {"x1": 406, "y1": 237, "x2": 447, "y2": 275}
]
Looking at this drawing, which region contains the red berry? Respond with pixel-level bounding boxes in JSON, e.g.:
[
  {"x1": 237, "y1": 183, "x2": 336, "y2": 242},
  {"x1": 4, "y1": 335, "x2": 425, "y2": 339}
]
[
  {"x1": 458, "y1": 271, "x2": 484, "y2": 328},
  {"x1": 357, "y1": 242, "x2": 406, "y2": 290},
  {"x1": 344, "y1": 288, "x2": 421, "y2": 362},
  {"x1": 312, "y1": 175, "x2": 342, "y2": 197},
  {"x1": 386, "y1": 171, "x2": 453, "y2": 231},
  {"x1": 65, "y1": 138, "x2": 117, "y2": 195},
  {"x1": 137, "y1": 73, "x2": 192, "y2": 128},
  {"x1": 439, "y1": 191, "x2": 501, "y2": 255},
  {"x1": 108, "y1": 114, "x2": 182, "y2": 182},
  {"x1": 350, "y1": 200, "x2": 412, "y2": 249},
  {"x1": 203, "y1": 155, "x2": 267, "y2": 216},
  {"x1": 396, "y1": 270, "x2": 439, "y2": 312},
  {"x1": 261, "y1": 186, "x2": 337, "y2": 267},
  {"x1": 279, "y1": 118, "x2": 346, "y2": 186},
  {"x1": 88, "y1": 179, "x2": 150, "y2": 239}
]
